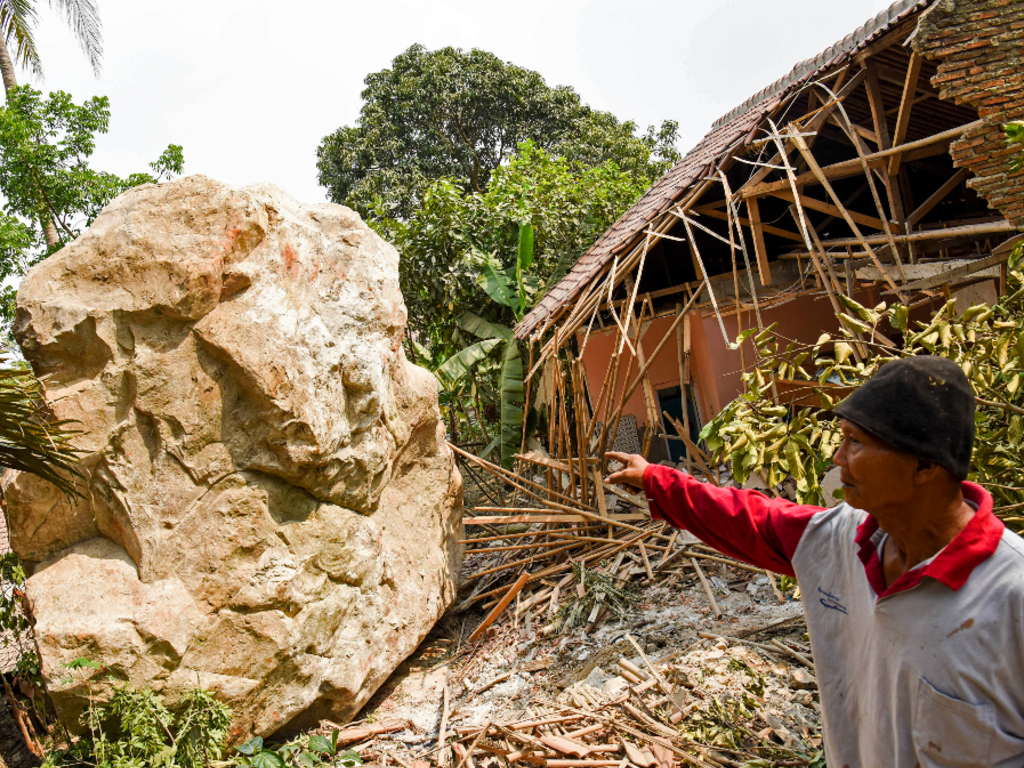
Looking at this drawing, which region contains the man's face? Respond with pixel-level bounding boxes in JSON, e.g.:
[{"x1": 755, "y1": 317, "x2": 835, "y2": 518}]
[{"x1": 832, "y1": 419, "x2": 919, "y2": 515}]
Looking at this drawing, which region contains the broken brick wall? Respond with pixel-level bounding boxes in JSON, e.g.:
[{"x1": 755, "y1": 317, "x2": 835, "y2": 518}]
[{"x1": 914, "y1": 0, "x2": 1024, "y2": 227}]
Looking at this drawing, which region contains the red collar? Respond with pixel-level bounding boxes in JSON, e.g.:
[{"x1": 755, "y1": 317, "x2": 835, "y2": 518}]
[{"x1": 854, "y1": 482, "x2": 1003, "y2": 598}]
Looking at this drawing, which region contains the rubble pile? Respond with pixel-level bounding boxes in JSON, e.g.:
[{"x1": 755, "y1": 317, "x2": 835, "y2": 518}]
[{"x1": 328, "y1": 528, "x2": 821, "y2": 768}]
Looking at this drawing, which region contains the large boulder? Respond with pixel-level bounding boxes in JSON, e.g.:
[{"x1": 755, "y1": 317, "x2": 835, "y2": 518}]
[{"x1": 5, "y1": 175, "x2": 463, "y2": 739}]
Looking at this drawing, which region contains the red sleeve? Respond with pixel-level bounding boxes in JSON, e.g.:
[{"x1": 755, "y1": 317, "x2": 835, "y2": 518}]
[{"x1": 642, "y1": 464, "x2": 822, "y2": 577}]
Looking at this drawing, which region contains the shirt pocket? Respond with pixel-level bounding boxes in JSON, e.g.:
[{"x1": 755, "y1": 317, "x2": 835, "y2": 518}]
[{"x1": 913, "y1": 677, "x2": 995, "y2": 767}]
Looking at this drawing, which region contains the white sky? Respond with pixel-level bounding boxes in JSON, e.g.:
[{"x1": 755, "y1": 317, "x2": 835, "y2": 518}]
[{"x1": 25, "y1": 0, "x2": 897, "y2": 206}]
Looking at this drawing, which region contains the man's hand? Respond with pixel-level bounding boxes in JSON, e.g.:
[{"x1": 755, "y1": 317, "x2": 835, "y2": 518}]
[{"x1": 605, "y1": 452, "x2": 648, "y2": 490}]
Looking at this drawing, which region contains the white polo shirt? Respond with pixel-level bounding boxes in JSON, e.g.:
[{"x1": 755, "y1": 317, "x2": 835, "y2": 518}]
[{"x1": 643, "y1": 466, "x2": 1024, "y2": 767}]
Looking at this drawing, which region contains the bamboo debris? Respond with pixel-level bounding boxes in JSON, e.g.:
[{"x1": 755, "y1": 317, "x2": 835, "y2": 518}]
[{"x1": 455, "y1": 334, "x2": 767, "y2": 636}]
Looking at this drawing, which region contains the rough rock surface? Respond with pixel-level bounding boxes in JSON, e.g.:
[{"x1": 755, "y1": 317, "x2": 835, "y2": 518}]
[{"x1": 6, "y1": 175, "x2": 463, "y2": 739}]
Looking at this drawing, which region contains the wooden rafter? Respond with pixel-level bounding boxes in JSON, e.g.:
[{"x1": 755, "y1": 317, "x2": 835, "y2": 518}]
[
  {"x1": 744, "y1": 197, "x2": 772, "y2": 286},
  {"x1": 770, "y1": 189, "x2": 892, "y2": 232},
  {"x1": 851, "y1": 19, "x2": 917, "y2": 65},
  {"x1": 735, "y1": 69, "x2": 867, "y2": 195},
  {"x1": 889, "y1": 51, "x2": 924, "y2": 176},
  {"x1": 739, "y1": 121, "x2": 982, "y2": 200},
  {"x1": 787, "y1": 126, "x2": 905, "y2": 290},
  {"x1": 786, "y1": 219, "x2": 1015, "y2": 251}
]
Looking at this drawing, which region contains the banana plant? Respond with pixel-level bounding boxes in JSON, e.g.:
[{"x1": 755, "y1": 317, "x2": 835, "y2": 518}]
[{"x1": 434, "y1": 222, "x2": 538, "y2": 468}]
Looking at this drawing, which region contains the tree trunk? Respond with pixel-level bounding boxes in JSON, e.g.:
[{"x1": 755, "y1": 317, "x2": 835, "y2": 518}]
[
  {"x1": 44, "y1": 219, "x2": 58, "y2": 248},
  {"x1": 0, "y1": 35, "x2": 18, "y2": 94},
  {"x1": 0, "y1": 695, "x2": 40, "y2": 768}
]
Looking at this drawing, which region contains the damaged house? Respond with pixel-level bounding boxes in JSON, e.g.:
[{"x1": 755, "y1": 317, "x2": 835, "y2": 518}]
[{"x1": 514, "y1": 0, "x2": 1024, "y2": 468}]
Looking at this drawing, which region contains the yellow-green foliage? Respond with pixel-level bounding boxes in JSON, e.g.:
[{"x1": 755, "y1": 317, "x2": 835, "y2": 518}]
[{"x1": 700, "y1": 243, "x2": 1024, "y2": 526}]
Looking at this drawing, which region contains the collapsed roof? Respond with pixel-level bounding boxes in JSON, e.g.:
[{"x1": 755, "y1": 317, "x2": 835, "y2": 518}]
[{"x1": 516, "y1": 0, "x2": 1023, "y2": 347}]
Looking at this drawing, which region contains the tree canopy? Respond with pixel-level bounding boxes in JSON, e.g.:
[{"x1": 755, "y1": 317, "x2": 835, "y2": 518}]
[
  {"x1": 390, "y1": 140, "x2": 650, "y2": 352},
  {"x1": 316, "y1": 44, "x2": 679, "y2": 220}
]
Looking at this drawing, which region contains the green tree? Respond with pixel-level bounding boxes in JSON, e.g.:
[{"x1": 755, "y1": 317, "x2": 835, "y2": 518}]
[
  {"x1": 0, "y1": 85, "x2": 183, "y2": 338},
  {"x1": 395, "y1": 141, "x2": 650, "y2": 355},
  {"x1": 0, "y1": 0, "x2": 104, "y2": 249},
  {"x1": 316, "y1": 44, "x2": 678, "y2": 220}
]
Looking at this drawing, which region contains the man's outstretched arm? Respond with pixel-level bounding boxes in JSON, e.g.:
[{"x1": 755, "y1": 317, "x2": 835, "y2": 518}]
[{"x1": 606, "y1": 452, "x2": 823, "y2": 577}]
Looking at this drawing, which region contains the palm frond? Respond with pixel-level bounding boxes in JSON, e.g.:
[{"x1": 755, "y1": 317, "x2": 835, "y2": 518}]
[
  {"x1": 0, "y1": 364, "x2": 84, "y2": 496},
  {"x1": 48, "y1": 0, "x2": 102, "y2": 75},
  {"x1": 0, "y1": 0, "x2": 43, "y2": 79}
]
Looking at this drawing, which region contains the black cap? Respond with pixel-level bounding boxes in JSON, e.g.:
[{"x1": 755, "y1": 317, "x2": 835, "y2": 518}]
[{"x1": 831, "y1": 356, "x2": 975, "y2": 479}]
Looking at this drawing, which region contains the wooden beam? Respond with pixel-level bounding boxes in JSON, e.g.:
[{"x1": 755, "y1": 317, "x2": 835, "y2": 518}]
[
  {"x1": 857, "y1": 258, "x2": 1001, "y2": 283},
  {"x1": 889, "y1": 52, "x2": 924, "y2": 176},
  {"x1": 863, "y1": 62, "x2": 892, "y2": 150},
  {"x1": 787, "y1": 219, "x2": 1016, "y2": 250},
  {"x1": 694, "y1": 207, "x2": 805, "y2": 242},
  {"x1": 771, "y1": 189, "x2": 891, "y2": 232},
  {"x1": 907, "y1": 168, "x2": 970, "y2": 226},
  {"x1": 830, "y1": 114, "x2": 877, "y2": 145},
  {"x1": 740, "y1": 121, "x2": 982, "y2": 200},
  {"x1": 862, "y1": 58, "x2": 913, "y2": 261},
  {"x1": 882, "y1": 248, "x2": 1014, "y2": 294},
  {"x1": 745, "y1": 197, "x2": 773, "y2": 285},
  {"x1": 465, "y1": 513, "x2": 647, "y2": 525},
  {"x1": 468, "y1": 572, "x2": 530, "y2": 643}
]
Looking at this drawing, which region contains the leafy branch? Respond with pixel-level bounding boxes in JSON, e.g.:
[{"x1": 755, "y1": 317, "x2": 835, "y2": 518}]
[{"x1": 701, "y1": 243, "x2": 1024, "y2": 522}]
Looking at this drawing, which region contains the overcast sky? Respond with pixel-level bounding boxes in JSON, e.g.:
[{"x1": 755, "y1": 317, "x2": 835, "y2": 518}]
[{"x1": 26, "y1": 0, "x2": 897, "y2": 206}]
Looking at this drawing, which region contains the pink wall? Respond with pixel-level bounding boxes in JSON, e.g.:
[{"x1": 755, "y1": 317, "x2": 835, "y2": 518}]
[
  {"x1": 698, "y1": 291, "x2": 865, "y2": 420},
  {"x1": 577, "y1": 314, "x2": 689, "y2": 429}
]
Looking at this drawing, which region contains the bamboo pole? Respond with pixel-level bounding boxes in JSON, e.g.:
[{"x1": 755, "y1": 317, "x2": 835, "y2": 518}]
[
  {"x1": 739, "y1": 120, "x2": 984, "y2": 200},
  {"x1": 583, "y1": 325, "x2": 621, "y2": 451},
  {"x1": 467, "y1": 526, "x2": 658, "y2": 604},
  {"x1": 664, "y1": 412, "x2": 718, "y2": 487},
  {"x1": 678, "y1": 213, "x2": 730, "y2": 345},
  {"x1": 600, "y1": 284, "x2": 704, "y2": 462},
  {"x1": 464, "y1": 543, "x2": 583, "y2": 582},
  {"x1": 448, "y1": 442, "x2": 595, "y2": 512},
  {"x1": 786, "y1": 124, "x2": 907, "y2": 294},
  {"x1": 674, "y1": 303, "x2": 692, "y2": 473}
]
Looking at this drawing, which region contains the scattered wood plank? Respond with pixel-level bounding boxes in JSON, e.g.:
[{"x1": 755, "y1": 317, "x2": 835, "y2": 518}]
[
  {"x1": 468, "y1": 572, "x2": 531, "y2": 643},
  {"x1": 690, "y1": 557, "x2": 722, "y2": 618}
]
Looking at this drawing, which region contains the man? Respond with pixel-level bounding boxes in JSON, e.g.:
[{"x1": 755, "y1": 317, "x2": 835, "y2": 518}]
[{"x1": 606, "y1": 356, "x2": 1024, "y2": 767}]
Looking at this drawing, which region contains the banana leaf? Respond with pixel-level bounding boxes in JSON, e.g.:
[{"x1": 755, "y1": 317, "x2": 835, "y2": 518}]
[
  {"x1": 478, "y1": 435, "x2": 500, "y2": 462},
  {"x1": 409, "y1": 338, "x2": 435, "y2": 367},
  {"x1": 517, "y1": 222, "x2": 534, "y2": 272},
  {"x1": 435, "y1": 339, "x2": 502, "y2": 389},
  {"x1": 456, "y1": 311, "x2": 513, "y2": 342},
  {"x1": 499, "y1": 342, "x2": 525, "y2": 469},
  {"x1": 477, "y1": 260, "x2": 515, "y2": 308}
]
